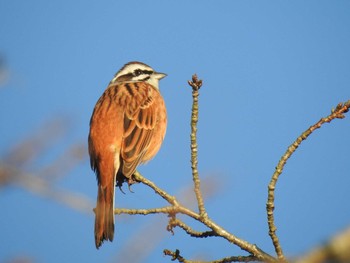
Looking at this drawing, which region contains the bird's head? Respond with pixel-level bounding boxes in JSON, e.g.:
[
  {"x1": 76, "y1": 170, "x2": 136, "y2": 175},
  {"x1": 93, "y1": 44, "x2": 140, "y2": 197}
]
[{"x1": 111, "y1": 61, "x2": 166, "y2": 89}]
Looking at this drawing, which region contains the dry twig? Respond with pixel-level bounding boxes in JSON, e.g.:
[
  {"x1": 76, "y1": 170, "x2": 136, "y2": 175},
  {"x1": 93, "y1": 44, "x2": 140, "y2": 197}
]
[{"x1": 266, "y1": 101, "x2": 350, "y2": 261}]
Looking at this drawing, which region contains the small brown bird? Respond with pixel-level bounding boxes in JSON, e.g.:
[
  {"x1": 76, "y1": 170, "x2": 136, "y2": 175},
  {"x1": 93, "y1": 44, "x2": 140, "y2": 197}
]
[{"x1": 88, "y1": 61, "x2": 167, "y2": 248}]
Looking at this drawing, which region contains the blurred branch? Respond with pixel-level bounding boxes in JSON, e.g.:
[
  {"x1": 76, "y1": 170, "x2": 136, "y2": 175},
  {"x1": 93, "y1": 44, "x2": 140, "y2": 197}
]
[
  {"x1": 2, "y1": 256, "x2": 35, "y2": 263},
  {"x1": 266, "y1": 101, "x2": 350, "y2": 261},
  {"x1": 295, "y1": 226, "x2": 350, "y2": 263},
  {"x1": 0, "y1": 54, "x2": 10, "y2": 87},
  {"x1": 37, "y1": 144, "x2": 86, "y2": 180},
  {"x1": 0, "y1": 118, "x2": 94, "y2": 214},
  {"x1": 14, "y1": 172, "x2": 93, "y2": 214},
  {"x1": 3, "y1": 118, "x2": 69, "y2": 167}
]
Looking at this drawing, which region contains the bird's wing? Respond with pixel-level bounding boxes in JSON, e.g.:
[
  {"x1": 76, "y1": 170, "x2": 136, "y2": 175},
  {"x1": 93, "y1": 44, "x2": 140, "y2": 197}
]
[{"x1": 118, "y1": 82, "x2": 158, "y2": 178}]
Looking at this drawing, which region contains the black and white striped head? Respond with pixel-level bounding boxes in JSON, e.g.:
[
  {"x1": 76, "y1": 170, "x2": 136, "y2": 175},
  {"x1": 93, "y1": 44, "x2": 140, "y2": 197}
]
[{"x1": 110, "y1": 61, "x2": 166, "y2": 89}]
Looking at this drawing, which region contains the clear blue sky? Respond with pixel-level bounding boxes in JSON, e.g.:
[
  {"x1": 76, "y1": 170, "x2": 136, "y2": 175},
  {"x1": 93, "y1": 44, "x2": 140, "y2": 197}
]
[{"x1": 1, "y1": 1, "x2": 350, "y2": 262}]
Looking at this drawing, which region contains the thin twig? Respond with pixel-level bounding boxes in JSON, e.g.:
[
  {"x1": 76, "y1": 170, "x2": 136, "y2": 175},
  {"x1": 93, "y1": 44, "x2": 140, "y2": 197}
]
[
  {"x1": 168, "y1": 217, "x2": 218, "y2": 237},
  {"x1": 164, "y1": 249, "x2": 259, "y2": 263},
  {"x1": 115, "y1": 206, "x2": 175, "y2": 216},
  {"x1": 133, "y1": 170, "x2": 179, "y2": 207},
  {"x1": 188, "y1": 74, "x2": 207, "y2": 219},
  {"x1": 266, "y1": 100, "x2": 350, "y2": 261}
]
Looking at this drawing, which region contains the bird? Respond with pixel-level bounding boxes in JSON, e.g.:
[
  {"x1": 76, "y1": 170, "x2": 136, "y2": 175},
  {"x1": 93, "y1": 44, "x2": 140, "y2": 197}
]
[{"x1": 88, "y1": 61, "x2": 167, "y2": 249}]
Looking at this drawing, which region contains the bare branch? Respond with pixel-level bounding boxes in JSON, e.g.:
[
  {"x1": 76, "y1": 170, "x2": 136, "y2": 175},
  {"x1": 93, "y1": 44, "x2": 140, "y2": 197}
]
[
  {"x1": 266, "y1": 100, "x2": 350, "y2": 261},
  {"x1": 133, "y1": 170, "x2": 180, "y2": 207},
  {"x1": 131, "y1": 171, "x2": 276, "y2": 262},
  {"x1": 164, "y1": 249, "x2": 259, "y2": 263},
  {"x1": 112, "y1": 176, "x2": 222, "y2": 263},
  {"x1": 188, "y1": 74, "x2": 207, "y2": 219},
  {"x1": 115, "y1": 206, "x2": 175, "y2": 216},
  {"x1": 167, "y1": 217, "x2": 218, "y2": 238}
]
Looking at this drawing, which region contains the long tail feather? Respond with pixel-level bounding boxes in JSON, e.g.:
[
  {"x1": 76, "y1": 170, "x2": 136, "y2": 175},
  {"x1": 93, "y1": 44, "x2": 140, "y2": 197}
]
[{"x1": 94, "y1": 184, "x2": 114, "y2": 248}]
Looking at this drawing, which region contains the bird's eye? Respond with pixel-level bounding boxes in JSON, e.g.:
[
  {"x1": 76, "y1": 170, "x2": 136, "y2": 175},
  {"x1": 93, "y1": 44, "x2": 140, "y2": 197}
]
[{"x1": 134, "y1": 69, "x2": 142, "y2": 76}]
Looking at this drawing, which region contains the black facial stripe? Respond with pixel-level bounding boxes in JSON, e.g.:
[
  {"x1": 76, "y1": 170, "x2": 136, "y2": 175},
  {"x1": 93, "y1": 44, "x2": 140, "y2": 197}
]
[
  {"x1": 142, "y1": 70, "x2": 153, "y2": 75},
  {"x1": 141, "y1": 76, "x2": 150, "y2": 81},
  {"x1": 133, "y1": 69, "x2": 153, "y2": 76}
]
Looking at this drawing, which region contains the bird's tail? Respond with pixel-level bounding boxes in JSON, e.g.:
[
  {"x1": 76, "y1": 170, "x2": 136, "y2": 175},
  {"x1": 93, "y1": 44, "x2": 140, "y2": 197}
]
[{"x1": 94, "y1": 182, "x2": 115, "y2": 249}]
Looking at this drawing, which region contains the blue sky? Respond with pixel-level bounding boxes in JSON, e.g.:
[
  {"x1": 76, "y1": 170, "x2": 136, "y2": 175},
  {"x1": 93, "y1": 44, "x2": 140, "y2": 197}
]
[{"x1": 1, "y1": 1, "x2": 350, "y2": 262}]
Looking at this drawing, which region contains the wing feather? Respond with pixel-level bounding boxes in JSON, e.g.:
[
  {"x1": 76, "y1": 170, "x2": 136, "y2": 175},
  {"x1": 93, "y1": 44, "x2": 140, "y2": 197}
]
[{"x1": 118, "y1": 83, "x2": 158, "y2": 177}]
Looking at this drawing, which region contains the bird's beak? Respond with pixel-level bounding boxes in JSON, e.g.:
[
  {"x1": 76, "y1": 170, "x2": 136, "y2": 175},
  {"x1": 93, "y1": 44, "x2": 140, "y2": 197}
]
[{"x1": 154, "y1": 72, "x2": 167, "y2": 80}]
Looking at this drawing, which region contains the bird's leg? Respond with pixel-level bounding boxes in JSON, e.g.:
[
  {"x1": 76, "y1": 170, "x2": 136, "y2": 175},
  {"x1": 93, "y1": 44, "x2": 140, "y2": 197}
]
[
  {"x1": 127, "y1": 173, "x2": 141, "y2": 193},
  {"x1": 116, "y1": 176, "x2": 127, "y2": 194},
  {"x1": 127, "y1": 183, "x2": 134, "y2": 193},
  {"x1": 118, "y1": 184, "x2": 126, "y2": 194}
]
